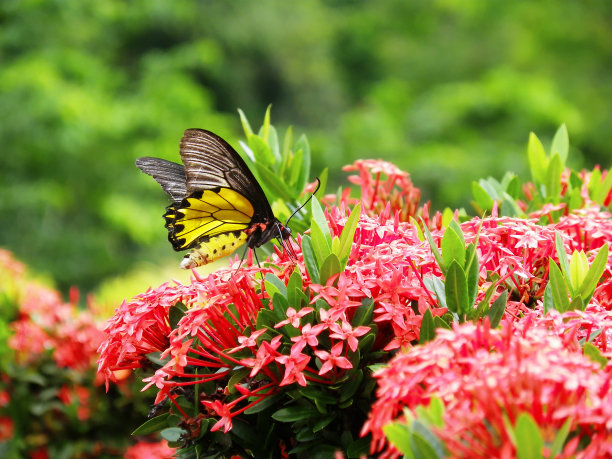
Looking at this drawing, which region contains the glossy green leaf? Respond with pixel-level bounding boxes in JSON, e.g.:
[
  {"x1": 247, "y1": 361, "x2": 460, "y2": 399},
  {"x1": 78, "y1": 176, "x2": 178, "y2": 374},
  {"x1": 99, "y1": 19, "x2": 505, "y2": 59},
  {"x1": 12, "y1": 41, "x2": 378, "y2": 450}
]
[
  {"x1": 422, "y1": 221, "x2": 445, "y2": 274},
  {"x1": 577, "y1": 242, "x2": 608, "y2": 302},
  {"x1": 549, "y1": 418, "x2": 572, "y2": 458},
  {"x1": 272, "y1": 405, "x2": 319, "y2": 422},
  {"x1": 264, "y1": 273, "x2": 287, "y2": 299},
  {"x1": 243, "y1": 393, "x2": 284, "y2": 415},
  {"x1": 336, "y1": 203, "x2": 361, "y2": 269},
  {"x1": 425, "y1": 276, "x2": 447, "y2": 309},
  {"x1": 419, "y1": 308, "x2": 435, "y2": 343},
  {"x1": 545, "y1": 153, "x2": 562, "y2": 202},
  {"x1": 287, "y1": 269, "x2": 303, "y2": 308},
  {"x1": 472, "y1": 181, "x2": 494, "y2": 210},
  {"x1": 131, "y1": 413, "x2": 170, "y2": 435},
  {"x1": 583, "y1": 342, "x2": 608, "y2": 368},
  {"x1": 515, "y1": 413, "x2": 543, "y2": 459},
  {"x1": 351, "y1": 298, "x2": 374, "y2": 327},
  {"x1": 169, "y1": 302, "x2": 187, "y2": 330},
  {"x1": 445, "y1": 261, "x2": 468, "y2": 315},
  {"x1": 555, "y1": 232, "x2": 573, "y2": 295},
  {"x1": 441, "y1": 223, "x2": 465, "y2": 270},
  {"x1": 339, "y1": 369, "x2": 363, "y2": 403},
  {"x1": 487, "y1": 290, "x2": 507, "y2": 328},
  {"x1": 433, "y1": 316, "x2": 451, "y2": 330},
  {"x1": 548, "y1": 259, "x2": 570, "y2": 312},
  {"x1": 550, "y1": 123, "x2": 569, "y2": 164},
  {"x1": 594, "y1": 168, "x2": 612, "y2": 204},
  {"x1": 465, "y1": 243, "x2": 479, "y2": 307},
  {"x1": 527, "y1": 132, "x2": 548, "y2": 184},
  {"x1": 237, "y1": 108, "x2": 254, "y2": 137},
  {"x1": 319, "y1": 253, "x2": 341, "y2": 286},
  {"x1": 160, "y1": 427, "x2": 185, "y2": 443},
  {"x1": 301, "y1": 235, "x2": 320, "y2": 283},
  {"x1": 383, "y1": 423, "x2": 415, "y2": 459}
]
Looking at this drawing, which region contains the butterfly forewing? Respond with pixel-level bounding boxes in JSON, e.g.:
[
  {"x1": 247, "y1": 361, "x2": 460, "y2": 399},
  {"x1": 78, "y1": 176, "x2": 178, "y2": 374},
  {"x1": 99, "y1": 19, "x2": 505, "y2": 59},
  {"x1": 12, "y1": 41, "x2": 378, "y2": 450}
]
[{"x1": 179, "y1": 129, "x2": 274, "y2": 220}]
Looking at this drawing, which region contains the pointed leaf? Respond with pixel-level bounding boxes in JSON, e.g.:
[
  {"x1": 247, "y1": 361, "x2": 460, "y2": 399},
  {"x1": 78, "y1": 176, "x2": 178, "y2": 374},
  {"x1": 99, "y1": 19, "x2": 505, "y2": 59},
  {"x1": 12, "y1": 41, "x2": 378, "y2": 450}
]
[
  {"x1": 465, "y1": 243, "x2": 480, "y2": 307},
  {"x1": 301, "y1": 235, "x2": 319, "y2": 284},
  {"x1": 472, "y1": 181, "x2": 494, "y2": 210},
  {"x1": 131, "y1": 413, "x2": 170, "y2": 435},
  {"x1": 336, "y1": 203, "x2": 361, "y2": 269},
  {"x1": 527, "y1": 132, "x2": 548, "y2": 184},
  {"x1": 425, "y1": 276, "x2": 447, "y2": 309},
  {"x1": 445, "y1": 262, "x2": 468, "y2": 315},
  {"x1": 577, "y1": 243, "x2": 608, "y2": 302},
  {"x1": 548, "y1": 259, "x2": 570, "y2": 312},
  {"x1": 487, "y1": 290, "x2": 507, "y2": 328},
  {"x1": 514, "y1": 413, "x2": 543, "y2": 459},
  {"x1": 422, "y1": 222, "x2": 445, "y2": 274},
  {"x1": 550, "y1": 123, "x2": 569, "y2": 164},
  {"x1": 419, "y1": 309, "x2": 435, "y2": 343},
  {"x1": 237, "y1": 108, "x2": 254, "y2": 137},
  {"x1": 555, "y1": 233, "x2": 573, "y2": 295},
  {"x1": 264, "y1": 273, "x2": 287, "y2": 299},
  {"x1": 545, "y1": 154, "x2": 563, "y2": 202},
  {"x1": 441, "y1": 225, "x2": 465, "y2": 270},
  {"x1": 319, "y1": 253, "x2": 341, "y2": 286}
]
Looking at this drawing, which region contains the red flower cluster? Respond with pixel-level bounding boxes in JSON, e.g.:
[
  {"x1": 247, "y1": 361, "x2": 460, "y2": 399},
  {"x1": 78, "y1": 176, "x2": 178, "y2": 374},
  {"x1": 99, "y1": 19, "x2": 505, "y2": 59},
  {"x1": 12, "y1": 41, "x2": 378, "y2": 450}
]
[{"x1": 364, "y1": 318, "x2": 612, "y2": 458}]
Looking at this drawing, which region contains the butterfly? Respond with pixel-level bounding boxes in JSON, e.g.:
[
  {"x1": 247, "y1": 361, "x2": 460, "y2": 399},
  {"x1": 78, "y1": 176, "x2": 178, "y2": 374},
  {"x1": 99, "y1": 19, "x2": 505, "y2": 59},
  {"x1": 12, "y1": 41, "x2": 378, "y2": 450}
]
[{"x1": 136, "y1": 129, "x2": 294, "y2": 269}]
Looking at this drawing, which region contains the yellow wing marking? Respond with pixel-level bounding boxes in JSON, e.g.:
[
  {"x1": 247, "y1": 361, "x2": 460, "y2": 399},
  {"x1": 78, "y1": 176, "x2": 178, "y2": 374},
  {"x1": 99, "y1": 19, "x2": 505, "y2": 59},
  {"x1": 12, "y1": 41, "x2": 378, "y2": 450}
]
[
  {"x1": 180, "y1": 231, "x2": 248, "y2": 269},
  {"x1": 169, "y1": 188, "x2": 255, "y2": 249}
]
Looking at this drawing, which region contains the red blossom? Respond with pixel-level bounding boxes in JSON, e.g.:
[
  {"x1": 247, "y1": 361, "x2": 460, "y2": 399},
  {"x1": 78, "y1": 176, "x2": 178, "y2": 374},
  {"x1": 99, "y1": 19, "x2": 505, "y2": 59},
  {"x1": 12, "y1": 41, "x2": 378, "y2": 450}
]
[
  {"x1": 124, "y1": 440, "x2": 175, "y2": 459},
  {"x1": 315, "y1": 342, "x2": 353, "y2": 375}
]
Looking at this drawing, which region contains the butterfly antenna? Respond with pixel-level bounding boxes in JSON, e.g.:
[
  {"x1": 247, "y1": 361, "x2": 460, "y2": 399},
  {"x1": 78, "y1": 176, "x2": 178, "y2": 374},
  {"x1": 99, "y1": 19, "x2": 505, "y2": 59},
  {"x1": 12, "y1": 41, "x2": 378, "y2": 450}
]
[
  {"x1": 284, "y1": 178, "x2": 321, "y2": 226},
  {"x1": 235, "y1": 244, "x2": 250, "y2": 274}
]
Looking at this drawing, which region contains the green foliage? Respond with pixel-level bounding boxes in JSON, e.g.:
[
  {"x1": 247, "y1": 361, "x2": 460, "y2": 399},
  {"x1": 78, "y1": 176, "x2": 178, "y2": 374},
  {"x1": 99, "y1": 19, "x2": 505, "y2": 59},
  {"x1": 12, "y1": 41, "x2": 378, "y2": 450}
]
[
  {"x1": 2, "y1": 1, "x2": 612, "y2": 293},
  {"x1": 473, "y1": 125, "x2": 612, "y2": 219},
  {"x1": 544, "y1": 233, "x2": 608, "y2": 313},
  {"x1": 383, "y1": 399, "x2": 447, "y2": 459},
  {"x1": 422, "y1": 219, "x2": 507, "y2": 332}
]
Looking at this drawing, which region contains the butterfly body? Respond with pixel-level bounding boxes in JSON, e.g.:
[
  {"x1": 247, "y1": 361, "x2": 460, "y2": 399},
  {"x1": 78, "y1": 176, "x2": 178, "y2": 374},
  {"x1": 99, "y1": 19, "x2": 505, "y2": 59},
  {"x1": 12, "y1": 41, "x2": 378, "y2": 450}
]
[{"x1": 136, "y1": 129, "x2": 290, "y2": 269}]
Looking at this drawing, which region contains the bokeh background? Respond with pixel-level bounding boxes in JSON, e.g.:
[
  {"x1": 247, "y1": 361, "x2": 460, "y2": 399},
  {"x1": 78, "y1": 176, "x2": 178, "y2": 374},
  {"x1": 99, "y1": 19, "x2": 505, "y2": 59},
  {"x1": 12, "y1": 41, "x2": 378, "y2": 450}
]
[{"x1": 1, "y1": 0, "x2": 611, "y2": 301}]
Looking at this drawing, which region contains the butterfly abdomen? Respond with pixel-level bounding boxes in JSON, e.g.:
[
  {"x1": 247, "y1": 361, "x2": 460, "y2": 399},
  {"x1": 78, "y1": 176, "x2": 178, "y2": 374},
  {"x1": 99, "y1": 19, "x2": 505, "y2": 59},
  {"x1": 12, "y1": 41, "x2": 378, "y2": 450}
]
[{"x1": 179, "y1": 231, "x2": 248, "y2": 269}]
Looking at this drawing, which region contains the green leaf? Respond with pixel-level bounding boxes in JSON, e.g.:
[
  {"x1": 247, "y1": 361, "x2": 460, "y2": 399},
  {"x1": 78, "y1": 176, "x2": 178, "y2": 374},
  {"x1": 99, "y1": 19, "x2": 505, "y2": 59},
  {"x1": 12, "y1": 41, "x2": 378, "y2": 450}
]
[
  {"x1": 301, "y1": 235, "x2": 320, "y2": 283},
  {"x1": 264, "y1": 273, "x2": 287, "y2": 299},
  {"x1": 248, "y1": 133, "x2": 275, "y2": 167},
  {"x1": 594, "y1": 168, "x2": 612, "y2": 204},
  {"x1": 514, "y1": 413, "x2": 543, "y2": 459},
  {"x1": 421, "y1": 220, "x2": 445, "y2": 274},
  {"x1": 577, "y1": 243, "x2": 608, "y2": 303},
  {"x1": 272, "y1": 405, "x2": 319, "y2": 422},
  {"x1": 254, "y1": 162, "x2": 292, "y2": 201},
  {"x1": 548, "y1": 259, "x2": 570, "y2": 312},
  {"x1": 336, "y1": 203, "x2": 361, "y2": 269},
  {"x1": 419, "y1": 309, "x2": 435, "y2": 343},
  {"x1": 487, "y1": 290, "x2": 507, "y2": 328},
  {"x1": 160, "y1": 427, "x2": 185, "y2": 443},
  {"x1": 261, "y1": 104, "x2": 271, "y2": 144},
  {"x1": 465, "y1": 243, "x2": 479, "y2": 307},
  {"x1": 346, "y1": 437, "x2": 371, "y2": 458},
  {"x1": 169, "y1": 302, "x2": 187, "y2": 330},
  {"x1": 287, "y1": 269, "x2": 303, "y2": 308},
  {"x1": 583, "y1": 342, "x2": 608, "y2": 368},
  {"x1": 339, "y1": 369, "x2": 363, "y2": 403},
  {"x1": 441, "y1": 223, "x2": 466, "y2": 270},
  {"x1": 131, "y1": 413, "x2": 170, "y2": 436},
  {"x1": 237, "y1": 108, "x2": 254, "y2": 137},
  {"x1": 425, "y1": 276, "x2": 447, "y2": 309},
  {"x1": 545, "y1": 154, "x2": 563, "y2": 203},
  {"x1": 383, "y1": 423, "x2": 415, "y2": 459},
  {"x1": 445, "y1": 261, "x2": 469, "y2": 316},
  {"x1": 550, "y1": 123, "x2": 569, "y2": 164},
  {"x1": 313, "y1": 414, "x2": 337, "y2": 433},
  {"x1": 569, "y1": 250, "x2": 589, "y2": 293},
  {"x1": 351, "y1": 298, "x2": 375, "y2": 327},
  {"x1": 411, "y1": 423, "x2": 445, "y2": 459},
  {"x1": 472, "y1": 181, "x2": 494, "y2": 210},
  {"x1": 555, "y1": 233, "x2": 573, "y2": 295},
  {"x1": 310, "y1": 200, "x2": 332, "y2": 266},
  {"x1": 319, "y1": 253, "x2": 341, "y2": 285},
  {"x1": 243, "y1": 393, "x2": 284, "y2": 415},
  {"x1": 433, "y1": 316, "x2": 451, "y2": 330},
  {"x1": 549, "y1": 418, "x2": 573, "y2": 458},
  {"x1": 527, "y1": 132, "x2": 548, "y2": 184}
]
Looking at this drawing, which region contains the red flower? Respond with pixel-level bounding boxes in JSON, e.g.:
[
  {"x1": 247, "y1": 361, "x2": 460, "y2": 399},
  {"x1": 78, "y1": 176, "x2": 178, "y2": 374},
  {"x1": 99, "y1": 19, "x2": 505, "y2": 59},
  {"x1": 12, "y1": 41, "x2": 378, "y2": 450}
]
[{"x1": 315, "y1": 342, "x2": 353, "y2": 375}]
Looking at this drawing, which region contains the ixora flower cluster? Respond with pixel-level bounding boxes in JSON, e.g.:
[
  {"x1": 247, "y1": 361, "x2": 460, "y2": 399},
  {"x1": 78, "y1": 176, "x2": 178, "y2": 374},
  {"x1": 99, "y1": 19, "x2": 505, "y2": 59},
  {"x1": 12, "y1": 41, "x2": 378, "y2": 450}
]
[
  {"x1": 98, "y1": 157, "x2": 612, "y2": 457},
  {"x1": 0, "y1": 249, "x2": 173, "y2": 458}
]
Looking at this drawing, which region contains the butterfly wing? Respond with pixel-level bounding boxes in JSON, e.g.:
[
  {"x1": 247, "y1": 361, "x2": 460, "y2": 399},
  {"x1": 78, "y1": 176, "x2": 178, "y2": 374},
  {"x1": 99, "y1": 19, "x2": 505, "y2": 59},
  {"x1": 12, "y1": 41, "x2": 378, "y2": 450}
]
[
  {"x1": 135, "y1": 157, "x2": 187, "y2": 202},
  {"x1": 179, "y1": 129, "x2": 274, "y2": 220},
  {"x1": 165, "y1": 129, "x2": 276, "y2": 252}
]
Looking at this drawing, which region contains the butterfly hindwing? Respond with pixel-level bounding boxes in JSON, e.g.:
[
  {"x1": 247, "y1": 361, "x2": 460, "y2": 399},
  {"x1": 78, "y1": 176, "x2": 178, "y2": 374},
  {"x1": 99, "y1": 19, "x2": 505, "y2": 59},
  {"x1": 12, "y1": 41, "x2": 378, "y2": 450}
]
[{"x1": 165, "y1": 187, "x2": 254, "y2": 250}]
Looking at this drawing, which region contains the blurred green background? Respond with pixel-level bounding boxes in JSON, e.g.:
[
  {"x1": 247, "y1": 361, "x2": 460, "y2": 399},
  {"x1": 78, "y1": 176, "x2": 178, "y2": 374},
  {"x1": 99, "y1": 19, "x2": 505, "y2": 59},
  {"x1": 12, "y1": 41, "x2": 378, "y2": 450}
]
[{"x1": 1, "y1": 0, "x2": 611, "y2": 297}]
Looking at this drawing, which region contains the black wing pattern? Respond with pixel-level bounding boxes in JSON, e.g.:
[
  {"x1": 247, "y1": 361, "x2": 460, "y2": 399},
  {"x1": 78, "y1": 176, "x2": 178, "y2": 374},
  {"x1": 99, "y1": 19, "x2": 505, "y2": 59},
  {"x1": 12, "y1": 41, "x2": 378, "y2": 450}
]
[
  {"x1": 179, "y1": 129, "x2": 274, "y2": 220},
  {"x1": 135, "y1": 157, "x2": 187, "y2": 202}
]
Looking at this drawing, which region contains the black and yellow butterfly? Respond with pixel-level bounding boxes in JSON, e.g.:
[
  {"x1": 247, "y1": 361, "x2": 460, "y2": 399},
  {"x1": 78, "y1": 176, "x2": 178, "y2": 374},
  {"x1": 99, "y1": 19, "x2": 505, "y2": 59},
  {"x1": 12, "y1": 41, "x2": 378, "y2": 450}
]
[{"x1": 136, "y1": 129, "x2": 292, "y2": 269}]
